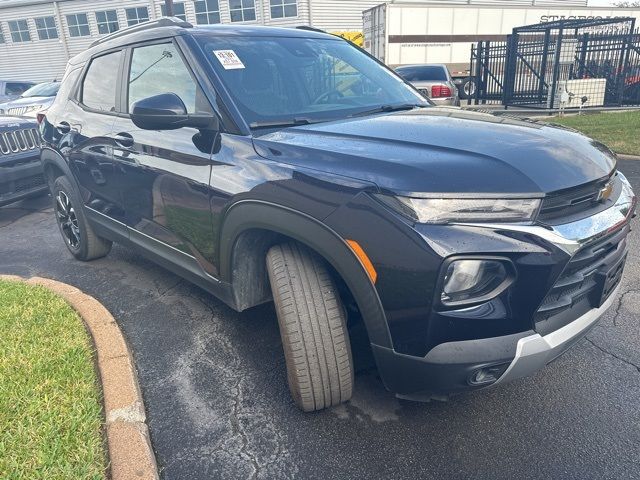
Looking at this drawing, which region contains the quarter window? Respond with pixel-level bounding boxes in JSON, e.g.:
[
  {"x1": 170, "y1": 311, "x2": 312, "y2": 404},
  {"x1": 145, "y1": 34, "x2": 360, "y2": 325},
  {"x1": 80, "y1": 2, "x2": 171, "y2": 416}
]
[
  {"x1": 194, "y1": 0, "x2": 220, "y2": 24},
  {"x1": 8, "y1": 20, "x2": 31, "y2": 43},
  {"x1": 128, "y1": 43, "x2": 208, "y2": 114},
  {"x1": 161, "y1": 2, "x2": 187, "y2": 21},
  {"x1": 82, "y1": 51, "x2": 121, "y2": 112},
  {"x1": 66, "y1": 13, "x2": 90, "y2": 37},
  {"x1": 125, "y1": 7, "x2": 150, "y2": 26},
  {"x1": 35, "y1": 16, "x2": 58, "y2": 40},
  {"x1": 270, "y1": 0, "x2": 297, "y2": 19},
  {"x1": 229, "y1": 0, "x2": 256, "y2": 22},
  {"x1": 95, "y1": 10, "x2": 119, "y2": 35}
]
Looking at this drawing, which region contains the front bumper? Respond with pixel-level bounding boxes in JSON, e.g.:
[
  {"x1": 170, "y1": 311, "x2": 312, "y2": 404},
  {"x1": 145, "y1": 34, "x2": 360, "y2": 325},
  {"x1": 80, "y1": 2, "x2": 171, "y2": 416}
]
[
  {"x1": 373, "y1": 284, "x2": 618, "y2": 400},
  {"x1": 0, "y1": 156, "x2": 47, "y2": 207},
  {"x1": 371, "y1": 173, "x2": 635, "y2": 399}
]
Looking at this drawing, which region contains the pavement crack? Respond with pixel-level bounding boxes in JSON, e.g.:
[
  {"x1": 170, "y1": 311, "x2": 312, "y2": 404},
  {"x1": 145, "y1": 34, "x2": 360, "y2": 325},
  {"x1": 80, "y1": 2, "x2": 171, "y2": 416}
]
[
  {"x1": 612, "y1": 287, "x2": 640, "y2": 326},
  {"x1": 585, "y1": 337, "x2": 640, "y2": 374}
]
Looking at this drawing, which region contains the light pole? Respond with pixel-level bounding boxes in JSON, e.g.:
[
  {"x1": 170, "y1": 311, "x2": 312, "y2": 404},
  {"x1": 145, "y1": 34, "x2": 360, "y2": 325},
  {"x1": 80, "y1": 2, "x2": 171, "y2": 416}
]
[{"x1": 164, "y1": 0, "x2": 174, "y2": 17}]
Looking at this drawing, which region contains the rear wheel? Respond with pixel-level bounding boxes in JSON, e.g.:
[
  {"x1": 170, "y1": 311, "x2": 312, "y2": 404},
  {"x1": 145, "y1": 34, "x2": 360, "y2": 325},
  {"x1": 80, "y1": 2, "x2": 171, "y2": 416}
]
[
  {"x1": 53, "y1": 176, "x2": 112, "y2": 261},
  {"x1": 266, "y1": 242, "x2": 354, "y2": 412}
]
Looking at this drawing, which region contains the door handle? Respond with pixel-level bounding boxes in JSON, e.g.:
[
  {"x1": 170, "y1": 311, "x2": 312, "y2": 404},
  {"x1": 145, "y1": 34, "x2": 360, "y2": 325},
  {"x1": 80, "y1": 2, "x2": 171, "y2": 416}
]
[
  {"x1": 113, "y1": 132, "x2": 134, "y2": 148},
  {"x1": 55, "y1": 121, "x2": 71, "y2": 134}
]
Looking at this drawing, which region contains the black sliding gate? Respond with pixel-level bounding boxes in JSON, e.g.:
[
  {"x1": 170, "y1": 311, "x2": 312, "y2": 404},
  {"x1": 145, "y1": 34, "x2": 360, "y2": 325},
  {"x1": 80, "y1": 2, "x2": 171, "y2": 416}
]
[{"x1": 470, "y1": 17, "x2": 640, "y2": 108}]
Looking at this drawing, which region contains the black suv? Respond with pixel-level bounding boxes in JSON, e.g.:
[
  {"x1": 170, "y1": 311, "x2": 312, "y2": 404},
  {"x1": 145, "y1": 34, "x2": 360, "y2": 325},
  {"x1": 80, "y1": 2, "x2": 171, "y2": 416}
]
[
  {"x1": 40, "y1": 19, "x2": 636, "y2": 412},
  {"x1": 1, "y1": 116, "x2": 46, "y2": 207}
]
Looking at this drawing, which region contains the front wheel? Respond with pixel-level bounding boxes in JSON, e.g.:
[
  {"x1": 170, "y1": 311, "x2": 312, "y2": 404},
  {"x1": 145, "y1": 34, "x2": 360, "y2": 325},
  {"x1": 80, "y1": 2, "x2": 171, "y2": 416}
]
[
  {"x1": 266, "y1": 242, "x2": 354, "y2": 412},
  {"x1": 53, "y1": 176, "x2": 112, "y2": 261}
]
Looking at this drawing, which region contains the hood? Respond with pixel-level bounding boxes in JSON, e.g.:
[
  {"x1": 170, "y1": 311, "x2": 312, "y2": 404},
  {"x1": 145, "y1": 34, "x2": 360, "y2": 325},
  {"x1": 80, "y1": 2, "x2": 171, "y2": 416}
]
[
  {"x1": 0, "y1": 96, "x2": 53, "y2": 110},
  {"x1": 0, "y1": 115, "x2": 37, "y2": 131},
  {"x1": 252, "y1": 107, "x2": 616, "y2": 196}
]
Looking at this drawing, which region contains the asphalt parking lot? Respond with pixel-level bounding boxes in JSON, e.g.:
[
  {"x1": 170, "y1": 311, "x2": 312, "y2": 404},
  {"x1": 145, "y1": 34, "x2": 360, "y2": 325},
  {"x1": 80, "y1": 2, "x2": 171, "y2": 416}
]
[{"x1": 1, "y1": 159, "x2": 639, "y2": 480}]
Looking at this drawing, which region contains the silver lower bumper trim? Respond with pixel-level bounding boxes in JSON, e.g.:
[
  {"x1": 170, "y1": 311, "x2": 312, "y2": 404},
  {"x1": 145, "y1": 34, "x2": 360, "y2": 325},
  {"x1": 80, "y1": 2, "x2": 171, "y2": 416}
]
[{"x1": 494, "y1": 283, "x2": 621, "y2": 385}]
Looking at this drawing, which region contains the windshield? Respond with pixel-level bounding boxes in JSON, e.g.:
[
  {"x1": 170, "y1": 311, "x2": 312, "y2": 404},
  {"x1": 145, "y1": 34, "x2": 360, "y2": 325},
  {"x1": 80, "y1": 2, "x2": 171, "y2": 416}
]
[
  {"x1": 21, "y1": 82, "x2": 60, "y2": 98},
  {"x1": 199, "y1": 35, "x2": 427, "y2": 127},
  {"x1": 395, "y1": 66, "x2": 449, "y2": 82}
]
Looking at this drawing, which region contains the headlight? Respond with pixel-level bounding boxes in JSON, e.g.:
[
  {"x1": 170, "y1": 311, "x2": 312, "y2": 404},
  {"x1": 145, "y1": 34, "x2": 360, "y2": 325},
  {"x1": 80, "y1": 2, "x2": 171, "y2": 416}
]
[{"x1": 376, "y1": 195, "x2": 541, "y2": 224}]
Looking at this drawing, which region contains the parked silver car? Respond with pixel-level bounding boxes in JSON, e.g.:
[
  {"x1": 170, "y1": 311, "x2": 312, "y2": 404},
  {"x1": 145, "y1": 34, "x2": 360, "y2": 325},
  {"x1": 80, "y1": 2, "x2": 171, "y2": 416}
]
[
  {"x1": 0, "y1": 81, "x2": 60, "y2": 117},
  {"x1": 0, "y1": 80, "x2": 36, "y2": 103},
  {"x1": 395, "y1": 64, "x2": 460, "y2": 106}
]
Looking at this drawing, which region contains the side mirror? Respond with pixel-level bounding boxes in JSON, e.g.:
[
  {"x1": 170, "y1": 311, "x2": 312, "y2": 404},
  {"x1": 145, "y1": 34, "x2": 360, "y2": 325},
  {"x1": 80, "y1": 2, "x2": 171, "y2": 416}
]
[{"x1": 130, "y1": 93, "x2": 214, "y2": 131}]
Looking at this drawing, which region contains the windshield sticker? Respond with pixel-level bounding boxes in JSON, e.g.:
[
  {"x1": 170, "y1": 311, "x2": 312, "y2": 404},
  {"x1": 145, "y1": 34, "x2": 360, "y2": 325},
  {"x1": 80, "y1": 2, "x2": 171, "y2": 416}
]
[{"x1": 213, "y1": 50, "x2": 245, "y2": 70}]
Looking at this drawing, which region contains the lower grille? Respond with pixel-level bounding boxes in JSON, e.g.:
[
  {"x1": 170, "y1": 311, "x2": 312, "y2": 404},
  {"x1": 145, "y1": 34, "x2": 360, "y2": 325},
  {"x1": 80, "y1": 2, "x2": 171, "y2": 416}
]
[
  {"x1": 0, "y1": 174, "x2": 46, "y2": 196},
  {"x1": 534, "y1": 225, "x2": 628, "y2": 336}
]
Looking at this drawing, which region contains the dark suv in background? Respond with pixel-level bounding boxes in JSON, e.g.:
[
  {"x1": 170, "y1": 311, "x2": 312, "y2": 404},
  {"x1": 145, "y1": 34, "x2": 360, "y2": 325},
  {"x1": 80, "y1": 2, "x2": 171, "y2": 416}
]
[
  {"x1": 40, "y1": 18, "x2": 636, "y2": 412},
  {"x1": 0, "y1": 116, "x2": 46, "y2": 207}
]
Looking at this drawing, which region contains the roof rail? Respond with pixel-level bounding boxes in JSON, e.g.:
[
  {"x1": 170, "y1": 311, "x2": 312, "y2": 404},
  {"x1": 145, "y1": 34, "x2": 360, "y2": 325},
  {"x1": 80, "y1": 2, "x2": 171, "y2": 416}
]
[
  {"x1": 90, "y1": 17, "x2": 193, "y2": 48},
  {"x1": 296, "y1": 25, "x2": 328, "y2": 34}
]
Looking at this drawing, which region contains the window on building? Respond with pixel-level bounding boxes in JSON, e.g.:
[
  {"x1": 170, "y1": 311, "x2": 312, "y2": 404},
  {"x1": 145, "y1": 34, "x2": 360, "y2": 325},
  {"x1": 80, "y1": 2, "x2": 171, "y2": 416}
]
[
  {"x1": 8, "y1": 20, "x2": 31, "y2": 43},
  {"x1": 270, "y1": 0, "x2": 297, "y2": 19},
  {"x1": 194, "y1": 0, "x2": 220, "y2": 24},
  {"x1": 95, "y1": 10, "x2": 119, "y2": 35},
  {"x1": 34, "y1": 16, "x2": 58, "y2": 40},
  {"x1": 0, "y1": 26, "x2": 5, "y2": 44},
  {"x1": 66, "y1": 13, "x2": 90, "y2": 37},
  {"x1": 161, "y1": 2, "x2": 186, "y2": 21},
  {"x1": 125, "y1": 7, "x2": 150, "y2": 26},
  {"x1": 82, "y1": 51, "x2": 122, "y2": 112},
  {"x1": 229, "y1": 0, "x2": 256, "y2": 22},
  {"x1": 128, "y1": 43, "x2": 210, "y2": 114}
]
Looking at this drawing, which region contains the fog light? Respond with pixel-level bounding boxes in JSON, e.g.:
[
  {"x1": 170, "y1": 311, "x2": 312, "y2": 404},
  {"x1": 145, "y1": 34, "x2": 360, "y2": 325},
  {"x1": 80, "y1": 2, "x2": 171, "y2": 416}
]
[
  {"x1": 468, "y1": 363, "x2": 510, "y2": 386},
  {"x1": 441, "y1": 259, "x2": 512, "y2": 307}
]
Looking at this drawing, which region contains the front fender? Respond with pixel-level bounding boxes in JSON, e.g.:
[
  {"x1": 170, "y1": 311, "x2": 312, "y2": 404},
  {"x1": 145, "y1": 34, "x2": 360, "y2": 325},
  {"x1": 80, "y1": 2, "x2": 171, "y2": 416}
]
[{"x1": 219, "y1": 200, "x2": 393, "y2": 348}]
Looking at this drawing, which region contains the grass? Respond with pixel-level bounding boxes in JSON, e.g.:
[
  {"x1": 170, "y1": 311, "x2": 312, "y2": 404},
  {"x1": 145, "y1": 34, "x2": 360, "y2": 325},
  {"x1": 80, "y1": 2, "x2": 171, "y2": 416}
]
[
  {"x1": 0, "y1": 280, "x2": 107, "y2": 480},
  {"x1": 546, "y1": 110, "x2": 640, "y2": 156}
]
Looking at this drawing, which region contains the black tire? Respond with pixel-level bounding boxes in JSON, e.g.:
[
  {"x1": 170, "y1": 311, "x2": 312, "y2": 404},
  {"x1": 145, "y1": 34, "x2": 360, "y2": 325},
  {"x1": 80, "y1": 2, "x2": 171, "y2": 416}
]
[
  {"x1": 459, "y1": 76, "x2": 477, "y2": 100},
  {"x1": 52, "y1": 176, "x2": 112, "y2": 261},
  {"x1": 266, "y1": 242, "x2": 354, "y2": 412}
]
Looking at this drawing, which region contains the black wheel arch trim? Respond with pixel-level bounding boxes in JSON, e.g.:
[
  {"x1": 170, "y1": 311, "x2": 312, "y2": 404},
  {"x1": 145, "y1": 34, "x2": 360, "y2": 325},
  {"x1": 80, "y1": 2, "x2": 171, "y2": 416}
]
[
  {"x1": 40, "y1": 146, "x2": 79, "y2": 191},
  {"x1": 220, "y1": 200, "x2": 393, "y2": 348}
]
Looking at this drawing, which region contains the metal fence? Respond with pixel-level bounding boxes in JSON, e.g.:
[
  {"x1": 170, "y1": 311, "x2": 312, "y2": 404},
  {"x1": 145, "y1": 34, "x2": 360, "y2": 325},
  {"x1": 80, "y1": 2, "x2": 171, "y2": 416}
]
[{"x1": 470, "y1": 18, "x2": 640, "y2": 109}]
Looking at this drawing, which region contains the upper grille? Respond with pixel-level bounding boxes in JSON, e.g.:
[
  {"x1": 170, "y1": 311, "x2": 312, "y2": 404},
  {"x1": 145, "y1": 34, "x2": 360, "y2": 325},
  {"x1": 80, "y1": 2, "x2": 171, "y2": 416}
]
[
  {"x1": 534, "y1": 225, "x2": 628, "y2": 335},
  {"x1": 7, "y1": 106, "x2": 34, "y2": 116},
  {"x1": 538, "y1": 175, "x2": 614, "y2": 223},
  {"x1": 0, "y1": 128, "x2": 41, "y2": 155}
]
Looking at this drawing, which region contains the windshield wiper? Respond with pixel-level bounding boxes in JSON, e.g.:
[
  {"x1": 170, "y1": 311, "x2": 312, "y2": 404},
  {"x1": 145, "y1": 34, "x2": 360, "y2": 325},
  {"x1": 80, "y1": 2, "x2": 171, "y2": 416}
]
[
  {"x1": 348, "y1": 103, "x2": 424, "y2": 118},
  {"x1": 250, "y1": 117, "x2": 322, "y2": 129}
]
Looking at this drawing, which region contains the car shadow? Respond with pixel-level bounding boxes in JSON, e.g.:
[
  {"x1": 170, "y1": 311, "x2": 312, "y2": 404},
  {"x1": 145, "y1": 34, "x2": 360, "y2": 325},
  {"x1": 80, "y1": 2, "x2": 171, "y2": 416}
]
[{"x1": 0, "y1": 193, "x2": 51, "y2": 228}]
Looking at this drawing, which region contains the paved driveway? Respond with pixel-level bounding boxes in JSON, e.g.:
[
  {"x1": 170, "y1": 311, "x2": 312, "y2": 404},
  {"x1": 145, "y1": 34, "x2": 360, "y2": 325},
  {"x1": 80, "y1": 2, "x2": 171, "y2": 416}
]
[{"x1": 1, "y1": 160, "x2": 639, "y2": 480}]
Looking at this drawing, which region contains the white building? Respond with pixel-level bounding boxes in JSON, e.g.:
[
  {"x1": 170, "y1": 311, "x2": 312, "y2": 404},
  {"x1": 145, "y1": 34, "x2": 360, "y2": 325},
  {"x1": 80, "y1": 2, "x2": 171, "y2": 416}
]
[{"x1": 0, "y1": 0, "x2": 589, "y2": 82}]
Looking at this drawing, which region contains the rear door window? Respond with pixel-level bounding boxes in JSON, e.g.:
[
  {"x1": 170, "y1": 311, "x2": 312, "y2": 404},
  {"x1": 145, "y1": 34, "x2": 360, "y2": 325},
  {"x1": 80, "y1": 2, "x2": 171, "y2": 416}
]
[{"x1": 81, "y1": 51, "x2": 122, "y2": 112}]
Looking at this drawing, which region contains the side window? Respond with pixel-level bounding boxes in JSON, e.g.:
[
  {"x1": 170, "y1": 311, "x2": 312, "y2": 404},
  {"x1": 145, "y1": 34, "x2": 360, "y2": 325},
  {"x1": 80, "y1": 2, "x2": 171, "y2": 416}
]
[
  {"x1": 127, "y1": 43, "x2": 209, "y2": 114},
  {"x1": 6, "y1": 82, "x2": 32, "y2": 95},
  {"x1": 81, "y1": 51, "x2": 121, "y2": 112}
]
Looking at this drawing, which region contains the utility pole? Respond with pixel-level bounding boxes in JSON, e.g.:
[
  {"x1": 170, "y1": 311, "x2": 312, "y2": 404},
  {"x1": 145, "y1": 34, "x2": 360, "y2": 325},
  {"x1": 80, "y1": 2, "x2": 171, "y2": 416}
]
[{"x1": 164, "y1": 0, "x2": 174, "y2": 16}]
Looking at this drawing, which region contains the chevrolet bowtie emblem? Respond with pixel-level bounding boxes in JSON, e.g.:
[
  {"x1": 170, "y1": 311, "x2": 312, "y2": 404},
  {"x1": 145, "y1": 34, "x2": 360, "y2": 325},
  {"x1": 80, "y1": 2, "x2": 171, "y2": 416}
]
[{"x1": 597, "y1": 181, "x2": 614, "y2": 202}]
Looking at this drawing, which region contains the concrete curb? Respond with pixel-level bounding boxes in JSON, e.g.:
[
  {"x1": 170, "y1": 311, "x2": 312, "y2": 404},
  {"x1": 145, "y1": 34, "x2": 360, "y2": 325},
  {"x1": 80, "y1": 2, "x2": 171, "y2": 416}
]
[
  {"x1": 0, "y1": 274, "x2": 159, "y2": 480},
  {"x1": 618, "y1": 154, "x2": 640, "y2": 161}
]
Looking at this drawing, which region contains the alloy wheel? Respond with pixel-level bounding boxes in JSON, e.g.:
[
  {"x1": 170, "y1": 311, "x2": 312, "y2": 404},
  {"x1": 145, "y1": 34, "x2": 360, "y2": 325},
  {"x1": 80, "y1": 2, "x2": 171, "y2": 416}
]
[{"x1": 56, "y1": 191, "x2": 81, "y2": 249}]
